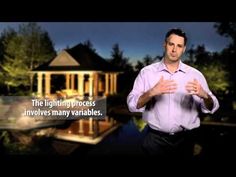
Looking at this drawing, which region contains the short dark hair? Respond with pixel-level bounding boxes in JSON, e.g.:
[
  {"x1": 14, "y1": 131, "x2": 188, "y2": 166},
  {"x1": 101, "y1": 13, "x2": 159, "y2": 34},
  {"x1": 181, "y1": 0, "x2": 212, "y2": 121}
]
[{"x1": 165, "y1": 28, "x2": 187, "y2": 46}]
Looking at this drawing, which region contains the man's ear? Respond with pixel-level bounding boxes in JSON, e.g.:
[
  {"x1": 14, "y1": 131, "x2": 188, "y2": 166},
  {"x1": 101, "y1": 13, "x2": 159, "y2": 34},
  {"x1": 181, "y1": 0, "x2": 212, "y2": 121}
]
[{"x1": 163, "y1": 42, "x2": 166, "y2": 49}]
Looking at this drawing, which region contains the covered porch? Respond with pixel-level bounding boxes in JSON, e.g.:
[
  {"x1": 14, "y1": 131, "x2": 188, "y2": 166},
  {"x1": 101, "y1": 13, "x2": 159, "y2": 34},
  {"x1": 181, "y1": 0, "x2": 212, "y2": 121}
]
[{"x1": 32, "y1": 71, "x2": 119, "y2": 98}]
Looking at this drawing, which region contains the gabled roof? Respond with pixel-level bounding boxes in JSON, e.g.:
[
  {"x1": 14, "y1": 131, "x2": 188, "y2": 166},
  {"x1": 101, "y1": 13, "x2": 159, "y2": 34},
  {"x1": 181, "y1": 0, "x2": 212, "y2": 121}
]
[
  {"x1": 33, "y1": 44, "x2": 120, "y2": 72},
  {"x1": 49, "y1": 50, "x2": 79, "y2": 66}
]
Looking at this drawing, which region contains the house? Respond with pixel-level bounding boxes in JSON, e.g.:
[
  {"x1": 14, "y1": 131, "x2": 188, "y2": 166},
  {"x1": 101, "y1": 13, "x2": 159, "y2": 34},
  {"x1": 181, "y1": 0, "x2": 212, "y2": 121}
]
[
  {"x1": 32, "y1": 43, "x2": 121, "y2": 98},
  {"x1": 31, "y1": 43, "x2": 122, "y2": 144}
]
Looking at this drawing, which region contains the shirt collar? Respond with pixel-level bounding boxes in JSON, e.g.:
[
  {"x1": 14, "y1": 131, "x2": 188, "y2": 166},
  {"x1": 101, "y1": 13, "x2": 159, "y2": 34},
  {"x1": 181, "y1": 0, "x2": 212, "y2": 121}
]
[{"x1": 157, "y1": 59, "x2": 187, "y2": 73}]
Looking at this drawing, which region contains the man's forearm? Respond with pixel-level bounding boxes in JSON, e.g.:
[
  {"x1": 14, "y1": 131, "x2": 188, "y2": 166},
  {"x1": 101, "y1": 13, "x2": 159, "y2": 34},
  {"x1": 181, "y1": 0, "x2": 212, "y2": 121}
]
[
  {"x1": 203, "y1": 93, "x2": 214, "y2": 110},
  {"x1": 136, "y1": 90, "x2": 153, "y2": 109}
]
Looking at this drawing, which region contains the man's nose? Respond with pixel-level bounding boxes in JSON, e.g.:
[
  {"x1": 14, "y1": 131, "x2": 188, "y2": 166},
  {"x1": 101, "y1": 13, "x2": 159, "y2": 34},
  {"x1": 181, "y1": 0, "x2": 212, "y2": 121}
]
[{"x1": 172, "y1": 46, "x2": 176, "y2": 52}]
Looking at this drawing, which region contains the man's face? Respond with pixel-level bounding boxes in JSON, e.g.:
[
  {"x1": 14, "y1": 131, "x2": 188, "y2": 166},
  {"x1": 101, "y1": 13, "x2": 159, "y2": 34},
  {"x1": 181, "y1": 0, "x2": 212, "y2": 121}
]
[{"x1": 164, "y1": 34, "x2": 186, "y2": 62}]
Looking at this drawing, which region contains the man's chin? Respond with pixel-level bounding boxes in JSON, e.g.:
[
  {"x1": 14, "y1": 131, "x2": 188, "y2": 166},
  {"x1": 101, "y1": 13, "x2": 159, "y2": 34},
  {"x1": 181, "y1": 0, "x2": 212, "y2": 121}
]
[{"x1": 170, "y1": 57, "x2": 179, "y2": 61}]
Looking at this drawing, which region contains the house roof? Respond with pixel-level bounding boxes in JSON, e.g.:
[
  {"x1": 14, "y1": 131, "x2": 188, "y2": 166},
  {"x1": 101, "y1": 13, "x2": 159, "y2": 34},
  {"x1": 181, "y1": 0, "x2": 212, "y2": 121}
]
[{"x1": 33, "y1": 44, "x2": 120, "y2": 72}]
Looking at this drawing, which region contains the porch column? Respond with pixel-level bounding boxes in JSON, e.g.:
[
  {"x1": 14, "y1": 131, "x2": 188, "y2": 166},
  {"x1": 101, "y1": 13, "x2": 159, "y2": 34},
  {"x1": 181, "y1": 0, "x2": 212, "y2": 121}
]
[
  {"x1": 78, "y1": 73, "x2": 84, "y2": 96},
  {"x1": 110, "y1": 73, "x2": 114, "y2": 95},
  {"x1": 45, "y1": 73, "x2": 51, "y2": 96},
  {"x1": 114, "y1": 73, "x2": 117, "y2": 94},
  {"x1": 88, "y1": 73, "x2": 93, "y2": 97},
  {"x1": 93, "y1": 73, "x2": 98, "y2": 96},
  {"x1": 71, "y1": 74, "x2": 75, "y2": 90},
  {"x1": 66, "y1": 74, "x2": 70, "y2": 89},
  {"x1": 98, "y1": 77, "x2": 103, "y2": 92},
  {"x1": 37, "y1": 73, "x2": 43, "y2": 97},
  {"x1": 105, "y1": 73, "x2": 109, "y2": 95}
]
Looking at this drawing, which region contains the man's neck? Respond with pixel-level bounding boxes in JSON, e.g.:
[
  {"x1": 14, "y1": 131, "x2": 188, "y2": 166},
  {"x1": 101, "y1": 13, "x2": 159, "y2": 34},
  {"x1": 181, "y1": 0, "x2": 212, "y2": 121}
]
[{"x1": 164, "y1": 59, "x2": 180, "y2": 73}]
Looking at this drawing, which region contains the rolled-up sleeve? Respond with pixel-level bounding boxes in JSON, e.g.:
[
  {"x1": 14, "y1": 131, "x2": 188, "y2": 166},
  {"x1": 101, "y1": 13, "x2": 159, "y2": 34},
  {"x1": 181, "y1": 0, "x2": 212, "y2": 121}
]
[
  {"x1": 201, "y1": 91, "x2": 220, "y2": 114},
  {"x1": 127, "y1": 69, "x2": 146, "y2": 113},
  {"x1": 199, "y1": 73, "x2": 220, "y2": 114}
]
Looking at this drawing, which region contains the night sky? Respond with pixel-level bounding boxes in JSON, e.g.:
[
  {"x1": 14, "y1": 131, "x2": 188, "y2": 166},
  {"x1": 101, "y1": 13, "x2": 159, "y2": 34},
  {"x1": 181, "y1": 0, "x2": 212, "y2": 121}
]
[{"x1": 0, "y1": 22, "x2": 232, "y2": 64}]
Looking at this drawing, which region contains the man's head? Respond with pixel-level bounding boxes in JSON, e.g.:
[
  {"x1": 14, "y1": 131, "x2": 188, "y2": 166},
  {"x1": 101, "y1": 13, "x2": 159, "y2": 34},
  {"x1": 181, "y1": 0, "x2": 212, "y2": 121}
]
[
  {"x1": 163, "y1": 28, "x2": 187, "y2": 62},
  {"x1": 165, "y1": 28, "x2": 187, "y2": 46}
]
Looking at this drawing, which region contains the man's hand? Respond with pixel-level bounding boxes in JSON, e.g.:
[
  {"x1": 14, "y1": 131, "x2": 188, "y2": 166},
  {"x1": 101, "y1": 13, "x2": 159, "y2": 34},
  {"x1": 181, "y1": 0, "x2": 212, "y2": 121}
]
[
  {"x1": 149, "y1": 76, "x2": 177, "y2": 97},
  {"x1": 185, "y1": 79, "x2": 208, "y2": 99},
  {"x1": 136, "y1": 76, "x2": 177, "y2": 109},
  {"x1": 185, "y1": 79, "x2": 213, "y2": 110}
]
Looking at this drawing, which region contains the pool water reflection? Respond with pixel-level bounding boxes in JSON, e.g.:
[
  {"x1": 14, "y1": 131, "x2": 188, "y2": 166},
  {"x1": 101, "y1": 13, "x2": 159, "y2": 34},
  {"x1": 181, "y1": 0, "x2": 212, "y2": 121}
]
[
  {"x1": 72, "y1": 118, "x2": 148, "y2": 156},
  {"x1": 71, "y1": 117, "x2": 236, "y2": 161}
]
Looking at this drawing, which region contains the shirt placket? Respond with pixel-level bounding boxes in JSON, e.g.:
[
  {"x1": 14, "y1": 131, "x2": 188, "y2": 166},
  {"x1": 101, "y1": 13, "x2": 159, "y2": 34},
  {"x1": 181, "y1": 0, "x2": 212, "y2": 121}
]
[
  {"x1": 169, "y1": 72, "x2": 179, "y2": 133},
  {"x1": 168, "y1": 73, "x2": 173, "y2": 132}
]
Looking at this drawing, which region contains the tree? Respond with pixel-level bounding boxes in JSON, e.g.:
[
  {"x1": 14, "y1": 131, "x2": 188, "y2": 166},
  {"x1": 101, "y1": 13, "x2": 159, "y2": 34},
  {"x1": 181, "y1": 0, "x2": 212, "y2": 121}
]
[
  {"x1": 198, "y1": 62, "x2": 230, "y2": 95},
  {"x1": 214, "y1": 22, "x2": 236, "y2": 92},
  {"x1": 110, "y1": 43, "x2": 133, "y2": 71},
  {"x1": 185, "y1": 45, "x2": 230, "y2": 95},
  {"x1": 0, "y1": 22, "x2": 56, "y2": 95},
  {"x1": 1, "y1": 56, "x2": 29, "y2": 93},
  {"x1": 0, "y1": 27, "x2": 17, "y2": 64},
  {"x1": 0, "y1": 28, "x2": 17, "y2": 91},
  {"x1": 134, "y1": 60, "x2": 145, "y2": 72},
  {"x1": 192, "y1": 45, "x2": 211, "y2": 66},
  {"x1": 215, "y1": 22, "x2": 236, "y2": 45},
  {"x1": 185, "y1": 44, "x2": 231, "y2": 111},
  {"x1": 109, "y1": 43, "x2": 134, "y2": 96},
  {"x1": 18, "y1": 23, "x2": 56, "y2": 70},
  {"x1": 83, "y1": 39, "x2": 96, "y2": 52},
  {"x1": 135, "y1": 54, "x2": 155, "y2": 72},
  {"x1": 0, "y1": 33, "x2": 29, "y2": 93}
]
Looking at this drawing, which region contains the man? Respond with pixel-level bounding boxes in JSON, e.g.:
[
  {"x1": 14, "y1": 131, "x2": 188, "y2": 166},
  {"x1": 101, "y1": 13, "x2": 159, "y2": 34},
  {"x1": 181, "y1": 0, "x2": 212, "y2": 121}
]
[{"x1": 127, "y1": 28, "x2": 219, "y2": 160}]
